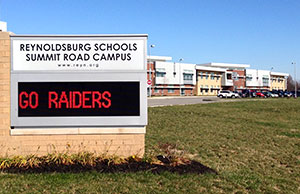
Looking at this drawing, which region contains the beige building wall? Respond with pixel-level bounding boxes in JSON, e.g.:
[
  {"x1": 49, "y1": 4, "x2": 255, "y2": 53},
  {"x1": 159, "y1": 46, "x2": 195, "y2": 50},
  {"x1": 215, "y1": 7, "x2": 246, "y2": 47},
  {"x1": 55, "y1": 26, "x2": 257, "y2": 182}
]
[
  {"x1": 196, "y1": 70, "x2": 223, "y2": 96},
  {"x1": 270, "y1": 76, "x2": 287, "y2": 91},
  {"x1": 0, "y1": 32, "x2": 145, "y2": 157}
]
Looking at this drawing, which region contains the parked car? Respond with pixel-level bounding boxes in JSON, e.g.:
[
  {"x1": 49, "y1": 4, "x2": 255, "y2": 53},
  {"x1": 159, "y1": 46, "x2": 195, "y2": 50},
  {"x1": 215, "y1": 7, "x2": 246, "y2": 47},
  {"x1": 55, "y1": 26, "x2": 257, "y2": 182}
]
[
  {"x1": 283, "y1": 91, "x2": 293, "y2": 98},
  {"x1": 263, "y1": 91, "x2": 278, "y2": 98},
  {"x1": 262, "y1": 91, "x2": 270, "y2": 98},
  {"x1": 233, "y1": 91, "x2": 242, "y2": 98},
  {"x1": 249, "y1": 90, "x2": 257, "y2": 98},
  {"x1": 290, "y1": 91, "x2": 300, "y2": 97},
  {"x1": 240, "y1": 90, "x2": 247, "y2": 98},
  {"x1": 217, "y1": 90, "x2": 239, "y2": 98},
  {"x1": 272, "y1": 90, "x2": 284, "y2": 98},
  {"x1": 241, "y1": 89, "x2": 256, "y2": 98},
  {"x1": 256, "y1": 92, "x2": 266, "y2": 98}
]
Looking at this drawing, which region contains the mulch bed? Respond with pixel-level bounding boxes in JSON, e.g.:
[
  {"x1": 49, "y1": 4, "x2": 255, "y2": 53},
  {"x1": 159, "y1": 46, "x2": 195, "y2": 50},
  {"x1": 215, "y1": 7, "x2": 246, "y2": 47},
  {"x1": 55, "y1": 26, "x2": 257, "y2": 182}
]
[{"x1": 1, "y1": 160, "x2": 217, "y2": 175}]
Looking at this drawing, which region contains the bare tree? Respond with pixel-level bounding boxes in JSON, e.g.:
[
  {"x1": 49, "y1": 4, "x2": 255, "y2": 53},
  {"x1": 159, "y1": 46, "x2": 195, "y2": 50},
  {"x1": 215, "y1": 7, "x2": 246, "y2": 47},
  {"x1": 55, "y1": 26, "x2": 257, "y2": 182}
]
[{"x1": 287, "y1": 75, "x2": 300, "y2": 91}]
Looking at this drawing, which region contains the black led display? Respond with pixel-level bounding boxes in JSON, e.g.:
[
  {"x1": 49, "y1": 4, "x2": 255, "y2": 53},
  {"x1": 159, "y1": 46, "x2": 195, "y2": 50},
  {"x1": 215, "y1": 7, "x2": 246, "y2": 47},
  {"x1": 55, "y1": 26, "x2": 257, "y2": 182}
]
[{"x1": 18, "y1": 82, "x2": 140, "y2": 117}]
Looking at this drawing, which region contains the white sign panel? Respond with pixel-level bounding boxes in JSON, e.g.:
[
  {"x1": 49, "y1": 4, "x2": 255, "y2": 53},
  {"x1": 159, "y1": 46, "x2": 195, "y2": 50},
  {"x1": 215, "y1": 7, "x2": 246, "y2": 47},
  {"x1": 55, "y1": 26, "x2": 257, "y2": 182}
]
[{"x1": 11, "y1": 36, "x2": 146, "y2": 71}]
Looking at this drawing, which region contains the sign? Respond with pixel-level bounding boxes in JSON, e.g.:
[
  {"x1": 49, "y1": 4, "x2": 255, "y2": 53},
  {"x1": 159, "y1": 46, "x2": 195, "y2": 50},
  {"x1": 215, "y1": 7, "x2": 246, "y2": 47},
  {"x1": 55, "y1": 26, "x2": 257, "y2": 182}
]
[
  {"x1": 18, "y1": 82, "x2": 140, "y2": 117},
  {"x1": 11, "y1": 35, "x2": 146, "y2": 71},
  {"x1": 147, "y1": 80, "x2": 152, "y2": 85},
  {"x1": 10, "y1": 35, "x2": 148, "y2": 127}
]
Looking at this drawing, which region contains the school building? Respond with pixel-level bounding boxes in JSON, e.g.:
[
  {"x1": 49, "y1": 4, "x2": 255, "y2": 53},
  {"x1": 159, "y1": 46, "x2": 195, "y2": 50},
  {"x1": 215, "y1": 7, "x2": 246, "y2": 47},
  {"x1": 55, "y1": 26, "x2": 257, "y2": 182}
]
[
  {"x1": 195, "y1": 66, "x2": 224, "y2": 96},
  {"x1": 270, "y1": 72, "x2": 289, "y2": 91},
  {"x1": 147, "y1": 56, "x2": 289, "y2": 96}
]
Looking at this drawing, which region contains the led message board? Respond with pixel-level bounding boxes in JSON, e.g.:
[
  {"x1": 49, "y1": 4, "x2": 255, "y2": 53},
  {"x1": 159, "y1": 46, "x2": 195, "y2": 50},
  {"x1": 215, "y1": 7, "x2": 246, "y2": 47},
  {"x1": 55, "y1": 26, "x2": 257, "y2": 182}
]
[
  {"x1": 10, "y1": 35, "x2": 147, "y2": 127},
  {"x1": 18, "y1": 82, "x2": 140, "y2": 117}
]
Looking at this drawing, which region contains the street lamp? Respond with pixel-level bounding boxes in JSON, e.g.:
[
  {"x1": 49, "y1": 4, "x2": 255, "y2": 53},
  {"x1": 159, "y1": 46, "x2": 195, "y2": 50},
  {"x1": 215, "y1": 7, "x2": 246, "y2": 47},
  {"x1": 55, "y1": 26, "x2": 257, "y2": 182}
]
[
  {"x1": 148, "y1": 44, "x2": 155, "y2": 97},
  {"x1": 292, "y1": 62, "x2": 297, "y2": 98},
  {"x1": 179, "y1": 58, "x2": 184, "y2": 96},
  {"x1": 270, "y1": 67, "x2": 273, "y2": 91}
]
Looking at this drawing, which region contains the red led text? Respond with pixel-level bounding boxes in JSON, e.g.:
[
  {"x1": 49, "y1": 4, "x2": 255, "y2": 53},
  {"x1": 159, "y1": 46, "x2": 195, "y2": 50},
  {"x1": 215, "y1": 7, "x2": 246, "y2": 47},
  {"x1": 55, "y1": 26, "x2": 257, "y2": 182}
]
[
  {"x1": 19, "y1": 91, "x2": 39, "y2": 109},
  {"x1": 48, "y1": 91, "x2": 111, "y2": 109}
]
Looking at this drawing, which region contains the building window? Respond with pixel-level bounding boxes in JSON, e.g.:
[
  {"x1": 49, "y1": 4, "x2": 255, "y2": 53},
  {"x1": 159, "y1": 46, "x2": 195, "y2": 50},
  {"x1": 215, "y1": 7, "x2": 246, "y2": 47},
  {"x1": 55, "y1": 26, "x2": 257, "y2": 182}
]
[
  {"x1": 233, "y1": 72, "x2": 238, "y2": 81},
  {"x1": 156, "y1": 72, "x2": 166, "y2": 77},
  {"x1": 206, "y1": 72, "x2": 209, "y2": 80},
  {"x1": 200, "y1": 72, "x2": 203, "y2": 79},
  {"x1": 210, "y1": 73, "x2": 214, "y2": 80},
  {"x1": 168, "y1": 89, "x2": 174, "y2": 93},
  {"x1": 227, "y1": 74, "x2": 232, "y2": 79},
  {"x1": 262, "y1": 76, "x2": 269, "y2": 86},
  {"x1": 246, "y1": 74, "x2": 252, "y2": 81},
  {"x1": 154, "y1": 89, "x2": 159, "y2": 93},
  {"x1": 183, "y1": 73, "x2": 193, "y2": 81}
]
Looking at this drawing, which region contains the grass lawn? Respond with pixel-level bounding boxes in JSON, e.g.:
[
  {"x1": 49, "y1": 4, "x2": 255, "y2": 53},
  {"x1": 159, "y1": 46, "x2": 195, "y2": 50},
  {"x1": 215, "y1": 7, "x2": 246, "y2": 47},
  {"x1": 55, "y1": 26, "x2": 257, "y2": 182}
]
[{"x1": 1, "y1": 99, "x2": 300, "y2": 193}]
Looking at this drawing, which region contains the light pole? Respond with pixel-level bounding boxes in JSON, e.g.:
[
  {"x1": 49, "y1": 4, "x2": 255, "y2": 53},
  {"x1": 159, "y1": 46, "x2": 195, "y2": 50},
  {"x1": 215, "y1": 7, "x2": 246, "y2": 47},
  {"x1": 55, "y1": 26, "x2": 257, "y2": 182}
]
[
  {"x1": 270, "y1": 67, "x2": 273, "y2": 91},
  {"x1": 148, "y1": 44, "x2": 155, "y2": 97},
  {"x1": 292, "y1": 62, "x2": 297, "y2": 98},
  {"x1": 179, "y1": 58, "x2": 184, "y2": 96}
]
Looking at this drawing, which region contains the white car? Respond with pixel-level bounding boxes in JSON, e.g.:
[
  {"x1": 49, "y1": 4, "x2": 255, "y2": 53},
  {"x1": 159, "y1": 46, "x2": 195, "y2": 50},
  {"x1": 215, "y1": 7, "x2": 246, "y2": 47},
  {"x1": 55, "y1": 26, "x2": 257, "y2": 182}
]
[
  {"x1": 217, "y1": 90, "x2": 239, "y2": 98},
  {"x1": 268, "y1": 92, "x2": 278, "y2": 98}
]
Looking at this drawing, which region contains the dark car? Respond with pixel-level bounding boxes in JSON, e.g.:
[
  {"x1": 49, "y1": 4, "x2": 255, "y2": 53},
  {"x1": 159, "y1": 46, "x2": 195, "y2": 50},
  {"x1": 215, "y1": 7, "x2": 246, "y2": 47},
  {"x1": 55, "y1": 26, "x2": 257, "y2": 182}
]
[
  {"x1": 233, "y1": 91, "x2": 242, "y2": 98},
  {"x1": 291, "y1": 91, "x2": 300, "y2": 97},
  {"x1": 249, "y1": 90, "x2": 257, "y2": 98},
  {"x1": 283, "y1": 91, "x2": 293, "y2": 98},
  {"x1": 262, "y1": 91, "x2": 272, "y2": 98},
  {"x1": 241, "y1": 90, "x2": 256, "y2": 98},
  {"x1": 272, "y1": 90, "x2": 284, "y2": 97},
  {"x1": 240, "y1": 90, "x2": 248, "y2": 98}
]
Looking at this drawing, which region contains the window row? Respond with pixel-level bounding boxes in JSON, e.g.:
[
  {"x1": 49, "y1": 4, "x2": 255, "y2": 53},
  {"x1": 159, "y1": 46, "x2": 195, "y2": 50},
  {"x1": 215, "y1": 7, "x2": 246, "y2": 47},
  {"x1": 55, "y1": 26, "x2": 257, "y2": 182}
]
[
  {"x1": 198, "y1": 72, "x2": 221, "y2": 80},
  {"x1": 155, "y1": 72, "x2": 194, "y2": 80},
  {"x1": 199, "y1": 85, "x2": 220, "y2": 89},
  {"x1": 154, "y1": 88, "x2": 175, "y2": 93}
]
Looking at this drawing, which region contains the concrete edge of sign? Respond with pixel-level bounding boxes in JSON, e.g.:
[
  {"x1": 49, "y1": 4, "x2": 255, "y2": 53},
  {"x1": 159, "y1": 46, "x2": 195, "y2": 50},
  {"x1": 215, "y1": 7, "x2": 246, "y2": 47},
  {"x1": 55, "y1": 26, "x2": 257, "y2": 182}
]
[
  {"x1": 10, "y1": 127, "x2": 146, "y2": 136},
  {"x1": 10, "y1": 34, "x2": 148, "y2": 38}
]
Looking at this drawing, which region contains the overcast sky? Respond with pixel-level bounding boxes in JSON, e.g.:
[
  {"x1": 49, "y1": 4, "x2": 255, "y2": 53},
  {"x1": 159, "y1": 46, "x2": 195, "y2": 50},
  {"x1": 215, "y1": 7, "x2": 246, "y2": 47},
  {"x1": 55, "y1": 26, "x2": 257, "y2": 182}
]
[{"x1": 1, "y1": 0, "x2": 300, "y2": 79}]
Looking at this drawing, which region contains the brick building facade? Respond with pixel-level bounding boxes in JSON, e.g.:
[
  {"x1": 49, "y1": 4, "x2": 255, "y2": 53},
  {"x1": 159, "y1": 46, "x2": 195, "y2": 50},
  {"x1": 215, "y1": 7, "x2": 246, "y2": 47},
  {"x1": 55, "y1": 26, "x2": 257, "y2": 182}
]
[{"x1": 232, "y1": 69, "x2": 246, "y2": 91}]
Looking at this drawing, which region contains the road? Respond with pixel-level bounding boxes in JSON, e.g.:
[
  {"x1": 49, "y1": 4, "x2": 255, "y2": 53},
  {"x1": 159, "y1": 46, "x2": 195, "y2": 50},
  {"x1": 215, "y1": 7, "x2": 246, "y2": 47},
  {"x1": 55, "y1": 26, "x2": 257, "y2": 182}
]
[{"x1": 148, "y1": 96, "x2": 223, "y2": 107}]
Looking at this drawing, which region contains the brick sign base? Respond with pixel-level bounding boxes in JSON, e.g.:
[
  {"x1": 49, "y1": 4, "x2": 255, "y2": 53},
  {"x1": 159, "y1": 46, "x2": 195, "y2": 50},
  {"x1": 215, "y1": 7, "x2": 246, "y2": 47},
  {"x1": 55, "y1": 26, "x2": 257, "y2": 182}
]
[{"x1": 0, "y1": 32, "x2": 145, "y2": 157}]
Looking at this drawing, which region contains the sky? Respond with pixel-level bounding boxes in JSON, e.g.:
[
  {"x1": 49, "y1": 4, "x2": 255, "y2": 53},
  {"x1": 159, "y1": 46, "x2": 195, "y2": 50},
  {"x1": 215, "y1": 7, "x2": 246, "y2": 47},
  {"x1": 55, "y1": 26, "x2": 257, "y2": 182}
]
[{"x1": 1, "y1": 0, "x2": 300, "y2": 79}]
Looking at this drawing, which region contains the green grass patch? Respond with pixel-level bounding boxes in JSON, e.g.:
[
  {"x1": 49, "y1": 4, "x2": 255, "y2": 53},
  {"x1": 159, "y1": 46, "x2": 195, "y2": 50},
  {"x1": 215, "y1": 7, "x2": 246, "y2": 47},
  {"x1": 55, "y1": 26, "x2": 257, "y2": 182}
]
[
  {"x1": 0, "y1": 98, "x2": 300, "y2": 193},
  {"x1": 281, "y1": 132, "x2": 300, "y2": 138}
]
